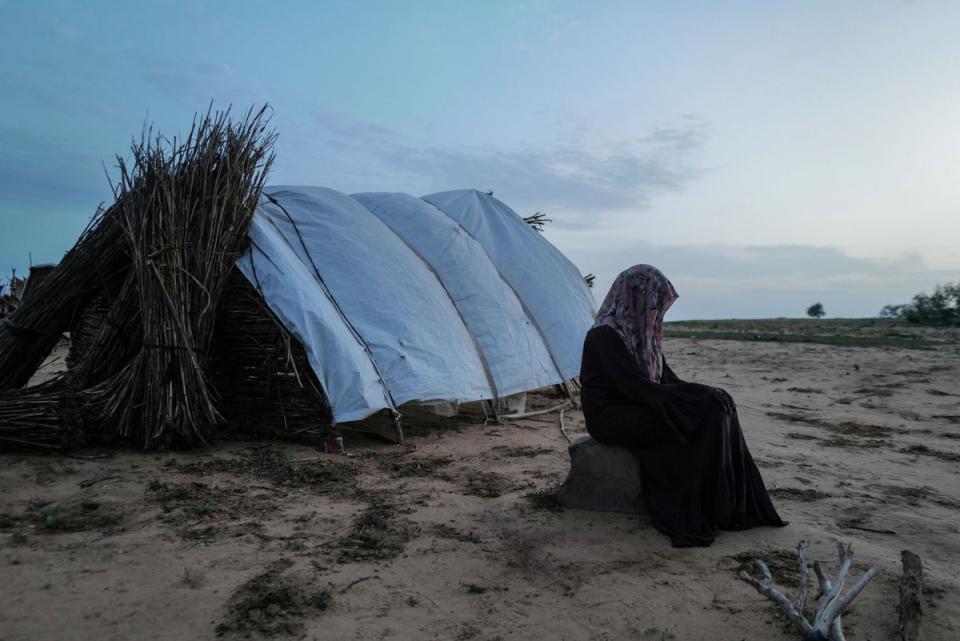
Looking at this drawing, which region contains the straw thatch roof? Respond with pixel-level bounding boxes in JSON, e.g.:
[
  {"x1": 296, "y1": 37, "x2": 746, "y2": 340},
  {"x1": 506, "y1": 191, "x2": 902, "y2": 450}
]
[{"x1": 0, "y1": 106, "x2": 293, "y2": 451}]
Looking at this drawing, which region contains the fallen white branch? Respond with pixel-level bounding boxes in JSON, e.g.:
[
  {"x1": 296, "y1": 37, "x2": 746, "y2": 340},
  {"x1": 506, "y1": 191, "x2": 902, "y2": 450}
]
[
  {"x1": 737, "y1": 540, "x2": 876, "y2": 641},
  {"x1": 558, "y1": 408, "x2": 572, "y2": 443},
  {"x1": 500, "y1": 399, "x2": 572, "y2": 420}
]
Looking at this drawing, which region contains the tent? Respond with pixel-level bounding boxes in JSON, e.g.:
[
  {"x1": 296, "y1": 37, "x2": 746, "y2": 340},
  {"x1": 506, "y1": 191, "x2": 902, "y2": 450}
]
[
  {"x1": 239, "y1": 186, "x2": 597, "y2": 434},
  {"x1": 0, "y1": 110, "x2": 596, "y2": 450}
]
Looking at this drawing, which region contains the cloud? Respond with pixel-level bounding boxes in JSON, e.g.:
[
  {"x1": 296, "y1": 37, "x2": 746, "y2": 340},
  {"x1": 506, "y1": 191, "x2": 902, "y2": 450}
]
[
  {"x1": 139, "y1": 57, "x2": 237, "y2": 98},
  {"x1": 273, "y1": 111, "x2": 708, "y2": 217},
  {"x1": 0, "y1": 125, "x2": 107, "y2": 205},
  {"x1": 566, "y1": 242, "x2": 960, "y2": 319},
  {"x1": 268, "y1": 112, "x2": 960, "y2": 318}
]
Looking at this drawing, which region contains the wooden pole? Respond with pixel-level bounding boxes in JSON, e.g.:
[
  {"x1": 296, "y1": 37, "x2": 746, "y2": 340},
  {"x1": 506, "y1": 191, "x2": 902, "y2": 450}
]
[{"x1": 898, "y1": 550, "x2": 923, "y2": 641}]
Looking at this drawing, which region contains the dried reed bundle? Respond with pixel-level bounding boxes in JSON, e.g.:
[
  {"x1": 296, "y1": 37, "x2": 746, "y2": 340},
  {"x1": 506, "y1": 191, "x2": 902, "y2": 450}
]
[
  {"x1": 79, "y1": 105, "x2": 276, "y2": 447},
  {"x1": 0, "y1": 105, "x2": 276, "y2": 451},
  {"x1": 66, "y1": 295, "x2": 110, "y2": 369},
  {"x1": 0, "y1": 207, "x2": 126, "y2": 391},
  {"x1": 0, "y1": 379, "x2": 74, "y2": 451},
  {"x1": 68, "y1": 275, "x2": 143, "y2": 387}
]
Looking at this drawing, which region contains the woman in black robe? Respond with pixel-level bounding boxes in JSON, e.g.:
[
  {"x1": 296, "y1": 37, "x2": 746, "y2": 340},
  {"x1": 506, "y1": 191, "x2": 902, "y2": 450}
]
[{"x1": 579, "y1": 264, "x2": 784, "y2": 547}]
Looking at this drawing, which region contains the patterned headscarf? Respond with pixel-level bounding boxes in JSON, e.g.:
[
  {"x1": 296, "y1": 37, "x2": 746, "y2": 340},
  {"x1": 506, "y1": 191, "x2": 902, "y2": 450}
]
[{"x1": 594, "y1": 264, "x2": 678, "y2": 382}]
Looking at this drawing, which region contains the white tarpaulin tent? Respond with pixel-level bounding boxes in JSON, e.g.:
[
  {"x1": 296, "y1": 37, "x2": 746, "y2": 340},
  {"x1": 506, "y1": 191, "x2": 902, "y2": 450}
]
[{"x1": 237, "y1": 186, "x2": 596, "y2": 427}]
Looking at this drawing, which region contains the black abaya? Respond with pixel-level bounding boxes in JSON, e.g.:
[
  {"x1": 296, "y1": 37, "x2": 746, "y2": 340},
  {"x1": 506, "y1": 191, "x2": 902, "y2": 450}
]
[{"x1": 579, "y1": 325, "x2": 785, "y2": 547}]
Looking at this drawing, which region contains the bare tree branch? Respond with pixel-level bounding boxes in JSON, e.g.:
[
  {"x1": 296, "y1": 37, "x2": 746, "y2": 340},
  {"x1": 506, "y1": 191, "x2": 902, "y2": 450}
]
[{"x1": 737, "y1": 542, "x2": 876, "y2": 641}]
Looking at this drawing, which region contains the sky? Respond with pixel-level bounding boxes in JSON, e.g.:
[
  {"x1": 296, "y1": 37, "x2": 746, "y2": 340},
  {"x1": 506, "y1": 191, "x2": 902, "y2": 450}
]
[{"x1": 1, "y1": 0, "x2": 958, "y2": 319}]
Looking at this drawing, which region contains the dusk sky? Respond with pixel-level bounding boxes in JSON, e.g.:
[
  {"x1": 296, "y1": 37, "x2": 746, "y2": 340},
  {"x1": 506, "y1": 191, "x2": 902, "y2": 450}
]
[{"x1": 1, "y1": 0, "x2": 957, "y2": 319}]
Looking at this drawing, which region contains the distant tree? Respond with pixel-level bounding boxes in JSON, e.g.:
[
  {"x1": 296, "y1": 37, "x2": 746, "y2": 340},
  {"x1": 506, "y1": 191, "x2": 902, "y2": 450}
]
[
  {"x1": 881, "y1": 283, "x2": 959, "y2": 326},
  {"x1": 879, "y1": 304, "x2": 905, "y2": 319},
  {"x1": 806, "y1": 302, "x2": 825, "y2": 318}
]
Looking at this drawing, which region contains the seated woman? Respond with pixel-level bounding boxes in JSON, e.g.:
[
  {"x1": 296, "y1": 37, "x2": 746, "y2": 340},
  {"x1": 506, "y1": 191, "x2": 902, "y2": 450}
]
[{"x1": 579, "y1": 264, "x2": 784, "y2": 547}]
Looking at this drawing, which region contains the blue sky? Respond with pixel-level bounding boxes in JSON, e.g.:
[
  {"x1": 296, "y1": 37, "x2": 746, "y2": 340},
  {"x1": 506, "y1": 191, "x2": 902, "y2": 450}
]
[{"x1": 1, "y1": 0, "x2": 958, "y2": 318}]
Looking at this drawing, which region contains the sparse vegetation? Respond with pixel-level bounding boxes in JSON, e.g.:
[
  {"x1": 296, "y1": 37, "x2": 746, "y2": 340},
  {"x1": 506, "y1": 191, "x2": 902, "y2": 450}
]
[
  {"x1": 303, "y1": 587, "x2": 334, "y2": 611},
  {"x1": 432, "y1": 522, "x2": 482, "y2": 543},
  {"x1": 216, "y1": 559, "x2": 333, "y2": 636},
  {"x1": 525, "y1": 488, "x2": 563, "y2": 512},
  {"x1": 665, "y1": 317, "x2": 958, "y2": 350},
  {"x1": 285, "y1": 537, "x2": 306, "y2": 554},
  {"x1": 881, "y1": 282, "x2": 960, "y2": 327},
  {"x1": 377, "y1": 453, "x2": 453, "y2": 478},
  {"x1": 181, "y1": 567, "x2": 205, "y2": 589},
  {"x1": 9, "y1": 500, "x2": 126, "y2": 534},
  {"x1": 462, "y1": 582, "x2": 488, "y2": 594},
  {"x1": 336, "y1": 496, "x2": 420, "y2": 562},
  {"x1": 464, "y1": 470, "x2": 510, "y2": 498},
  {"x1": 490, "y1": 445, "x2": 555, "y2": 458},
  {"x1": 144, "y1": 477, "x2": 275, "y2": 540},
  {"x1": 176, "y1": 446, "x2": 359, "y2": 492}
]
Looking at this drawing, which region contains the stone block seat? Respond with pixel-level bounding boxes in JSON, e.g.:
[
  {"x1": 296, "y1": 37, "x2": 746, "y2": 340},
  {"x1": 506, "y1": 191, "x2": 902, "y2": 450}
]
[{"x1": 556, "y1": 435, "x2": 645, "y2": 514}]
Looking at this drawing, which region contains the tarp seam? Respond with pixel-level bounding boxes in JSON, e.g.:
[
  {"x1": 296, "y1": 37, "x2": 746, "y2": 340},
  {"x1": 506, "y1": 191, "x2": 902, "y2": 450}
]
[
  {"x1": 354, "y1": 197, "x2": 501, "y2": 405},
  {"x1": 424, "y1": 194, "x2": 569, "y2": 385}
]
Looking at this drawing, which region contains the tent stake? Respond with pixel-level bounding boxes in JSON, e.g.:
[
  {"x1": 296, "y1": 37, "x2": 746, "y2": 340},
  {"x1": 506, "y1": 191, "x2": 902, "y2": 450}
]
[{"x1": 391, "y1": 411, "x2": 404, "y2": 443}]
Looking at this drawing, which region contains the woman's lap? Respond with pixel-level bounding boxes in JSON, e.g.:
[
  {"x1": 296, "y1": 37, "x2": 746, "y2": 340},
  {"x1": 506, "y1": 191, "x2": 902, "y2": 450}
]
[
  {"x1": 585, "y1": 405, "x2": 668, "y2": 450},
  {"x1": 586, "y1": 401, "x2": 784, "y2": 546}
]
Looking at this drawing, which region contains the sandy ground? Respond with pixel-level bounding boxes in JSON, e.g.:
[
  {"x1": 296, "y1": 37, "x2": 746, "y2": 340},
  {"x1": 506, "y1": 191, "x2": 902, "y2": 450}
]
[{"x1": 1, "y1": 337, "x2": 959, "y2": 641}]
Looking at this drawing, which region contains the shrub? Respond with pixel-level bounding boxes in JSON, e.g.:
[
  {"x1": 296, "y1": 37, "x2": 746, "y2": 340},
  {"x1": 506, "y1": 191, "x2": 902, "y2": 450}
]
[
  {"x1": 806, "y1": 303, "x2": 825, "y2": 318},
  {"x1": 880, "y1": 283, "x2": 959, "y2": 326}
]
